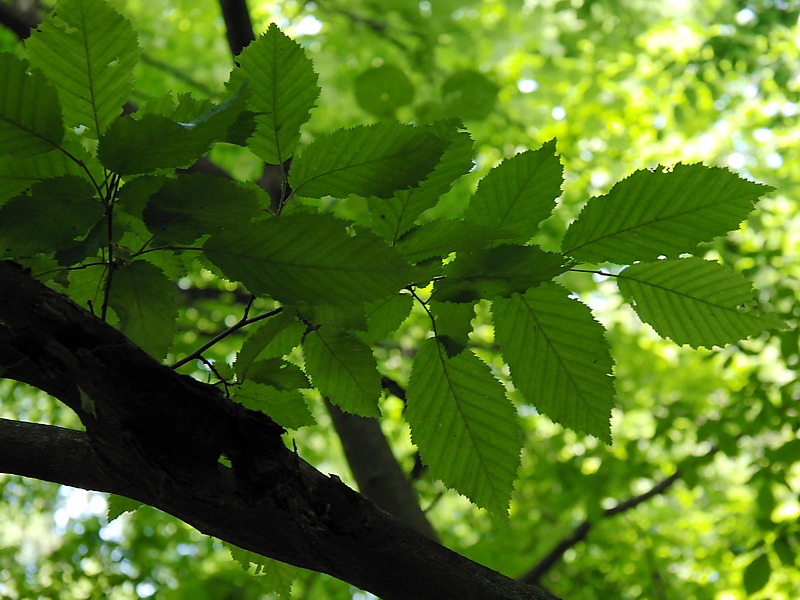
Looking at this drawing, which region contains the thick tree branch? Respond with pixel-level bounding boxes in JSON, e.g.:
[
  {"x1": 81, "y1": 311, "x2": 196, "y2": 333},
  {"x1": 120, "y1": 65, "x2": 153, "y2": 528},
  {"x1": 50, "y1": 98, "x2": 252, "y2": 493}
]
[
  {"x1": 0, "y1": 1, "x2": 39, "y2": 40},
  {"x1": 0, "y1": 261, "x2": 556, "y2": 600},
  {"x1": 218, "y1": 0, "x2": 255, "y2": 57}
]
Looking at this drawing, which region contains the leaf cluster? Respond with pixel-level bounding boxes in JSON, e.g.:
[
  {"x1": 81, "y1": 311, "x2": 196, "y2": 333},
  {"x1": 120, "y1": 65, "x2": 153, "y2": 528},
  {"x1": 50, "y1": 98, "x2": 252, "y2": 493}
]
[{"x1": 0, "y1": 0, "x2": 781, "y2": 517}]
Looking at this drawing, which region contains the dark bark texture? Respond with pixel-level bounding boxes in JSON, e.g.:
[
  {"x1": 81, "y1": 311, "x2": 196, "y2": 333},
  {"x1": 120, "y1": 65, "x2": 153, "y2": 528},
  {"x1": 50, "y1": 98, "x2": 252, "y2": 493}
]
[{"x1": 0, "y1": 261, "x2": 556, "y2": 600}]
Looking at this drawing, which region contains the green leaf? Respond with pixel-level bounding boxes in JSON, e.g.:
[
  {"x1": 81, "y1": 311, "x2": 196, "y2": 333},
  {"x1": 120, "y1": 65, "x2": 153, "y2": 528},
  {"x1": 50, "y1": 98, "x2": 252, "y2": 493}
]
[
  {"x1": 98, "y1": 114, "x2": 214, "y2": 175},
  {"x1": 616, "y1": 258, "x2": 783, "y2": 348},
  {"x1": 561, "y1": 164, "x2": 774, "y2": 263},
  {"x1": 25, "y1": 0, "x2": 140, "y2": 137},
  {"x1": 433, "y1": 245, "x2": 567, "y2": 303},
  {"x1": 289, "y1": 122, "x2": 448, "y2": 199},
  {"x1": 0, "y1": 54, "x2": 64, "y2": 156},
  {"x1": 204, "y1": 213, "x2": 413, "y2": 305},
  {"x1": 430, "y1": 300, "x2": 475, "y2": 357},
  {"x1": 303, "y1": 329, "x2": 381, "y2": 417},
  {"x1": 442, "y1": 70, "x2": 498, "y2": 121},
  {"x1": 743, "y1": 553, "x2": 771, "y2": 595},
  {"x1": 247, "y1": 358, "x2": 311, "y2": 391},
  {"x1": 0, "y1": 151, "x2": 80, "y2": 206},
  {"x1": 396, "y1": 219, "x2": 510, "y2": 263},
  {"x1": 368, "y1": 121, "x2": 474, "y2": 242},
  {"x1": 107, "y1": 494, "x2": 143, "y2": 523},
  {"x1": 236, "y1": 23, "x2": 319, "y2": 164},
  {"x1": 463, "y1": 140, "x2": 562, "y2": 242},
  {"x1": 231, "y1": 380, "x2": 314, "y2": 430},
  {"x1": 235, "y1": 310, "x2": 304, "y2": 378},
  {"x1": 0, "y1": 175, "x2": 102, "y2": 259},
  {"x1": 143, "y1": 174, "x2": 265, "y2": 244},
  {"x1": 355, "y1": 64, "x2": 414, "y2": 117},
  {"x1": 359, "y1": 293, "x2": 414, "y2": 344},
  {"x1": 107, "y1": 260, "x2": 177, "y2": 359},
  {"x1": 406, "y1": 338, "x2": 520, "y2": 515},
  {"x1": 227, "y1": 542, "x2": 299, "y2": 595},
  {"x1": 492, "y1": 285, "x2": 614, "y2": 442}
]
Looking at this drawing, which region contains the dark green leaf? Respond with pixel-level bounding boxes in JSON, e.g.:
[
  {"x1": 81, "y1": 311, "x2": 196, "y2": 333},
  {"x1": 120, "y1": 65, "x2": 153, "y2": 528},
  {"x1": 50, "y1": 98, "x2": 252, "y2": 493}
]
[
  {"x1": 406, "y1": 338, "x2": 521, "y2": 515},
  {"x1": 143, "y1": 174, "x2": 265, "y2": 244},
  {"x1": 617, "y1": 258, "x2": 783, "y2": 348},
  {"x1": 236, "y1": 23, "x2": 319, "y2": 164},
  {"x1": 231, "y1": 381, "x2": 314, "y2": 430},
  {"x1": 442, "y1": 70, "x2": 498, "y2": 120},
  {"x1": 463, "y1": 140, "x2": 563, "y2": 242},
  {"x1": 289, "y1": 122, "x2": 448, "y2": 199},
  {"x1": 0, "y1": 54, "x2": 64, "y2": 156},
  {"x1": 25, "y1": 0, "x2": 140, "y2": 137},
  {"x1": 562, "y1": 164, "x2": 774, "y2": 263},
  {"x1": 493, "y1": 285, "x2": 614, "y2": 442},
  {"x1": 247, "y1": 358, "x2": 311, "y2": 391},
  {"x1": 204, "y1": 213, "x2": 413, "y2": 305},
  {"x1": 0, "y1": 175, "x2": 102, "y2": 259},
  {"x1": 0, "y1": 151, "x2": 80, "y2": 206},
  {"x1": 430, "y1": 301, "x2": 475, "y2": 357},
  {"x1": 303, "y1": 329, "x2": 381, "y2": 417},
  {"x1": 235, "y1": 310, "x2": 304, "y2": 378},
  {"x1": 396, "y1": 219, "x2": 511, "y2": 263},
  {"x1": 368, "y1": 120, "x2": 474, "y2": 242},
  {"x1": 433, "y1": 245, "x2": 567, "y2": 302},
  {"x1": 359, "y1": 293, "x2": 414, "y2": 344},
  {"x1": 107, "y1": 260, "x2": 177, "y2": 359},
  {"x1": 107, "y1": 494, "x2": 143, "y2": 523}
]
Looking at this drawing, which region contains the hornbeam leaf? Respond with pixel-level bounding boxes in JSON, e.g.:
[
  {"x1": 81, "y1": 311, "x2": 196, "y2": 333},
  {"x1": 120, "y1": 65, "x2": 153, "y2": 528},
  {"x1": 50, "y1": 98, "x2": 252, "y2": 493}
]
[
  {"x1": 143, "y1": 174, "x2": 265, "y2": 244},
  {"x1": 236, "y1": 23, "x2": 319, "y2": 164},
  {"x1": 406, "y1": 338, "x2": 521, "y2": 515},
  {"x1": 396, "y1": 219, "x2": 511, "y2": 263},
  {"x1": 0, "y1": 151, "x2": 80, "y2": 205},
  {"x1": 25, "y1": 0, "x2": 140, "y2": 137},
  {"x1": 492, "y1": 285, "x2": 614, "y2": 442},
  {"x1": 107, "y1": 260, "x2": 177, "y2": 360},
  {"x1": 289, "y1": 122, "x2": 448, "y2": 199},
  {"x1": 235, "y1": 310, "x2": 304, "y2": 379},
  {"x1": 0, "y1": 54, "x2": 64, "y2": 156},
  {"x1": 231, "y1": 381, "x2": 314, "y2": 430},
  {"x1": 0, "y1": 175, "x2": 102, "y2": 259},
  {"x1": 433, "y1": 245, "x2": 567, "y2": 303},
  {"x1": 303, "y1": 329, "x2": 381, "y2": 417},
  {"x1": 616, "y1": 258, "x2": 783, "y2": 348},
  {"x1": 367, "y1": 120, "x2": 474, "y2": 242},
  {"x1": 561, "y1": 163, "x2": 774, "y2": 263},
  {"x1": 204, "y1": 213, "x2": 413, "y2": 305},
  {"x1": 463, "y1": 139, "x2": 563, "y2": 242}
]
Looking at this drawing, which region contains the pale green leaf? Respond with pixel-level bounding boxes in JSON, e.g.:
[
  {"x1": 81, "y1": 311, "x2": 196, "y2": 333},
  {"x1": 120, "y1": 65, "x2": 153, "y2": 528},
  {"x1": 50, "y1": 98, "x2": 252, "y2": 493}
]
[
  {"x1": 235, "y1": 310, "x2": 304, "y2": 378},
  {"x1": 231, "y1": 380, "x2": 314, "y2": 430},
  {"x1": 463, "y1": 139, "x2": 562, "y2": 242},
  {"x1": 107, "y1": 494, "x2": 142, "y2": 523},
  {"x1": 143, "y1": 174, "x2": 265, "y2": 244},
  {"x1": 204, "y1": 213, "x2": 413, "y2": 305},
  {"x1": 108, "y1": 260, "x2": 177, "y2": 359},
  {"x1": 227, "y1": 542, "x2": 299, "y2": 595},
  {"x1": 25, "y1": 0, "x2": 140, "y2": 137},
  {"x1": 433, "y1": 245, "x2": 567, "y2": 303},
  {"x1": 616, "y1": 258, "x2": 783, "y2": 348},
  {"x1": 562, "y1": 163, "x2": 774, "y2": 263},
  {"x1": 492, "y1": 285, "x2": 614, "y2": 442},
  {"x1": 406, "y1": 338, "x2": 521, "y2": 515},
  {"x1": 0, "y1": 54, "x2": 64, "y2": 156},
  {"x1": 236, "y1": 23, "x2": 319, "y2": 164},
  {"x1": 289, "y1": 122, "x2": 448, "y2": 199},
  {"x1": 367, "y1": 120, "x2": 473, "y2": 242},
  {"x1": 303, "y1": 329, "x2": 381, "y2": 417},
  {"x1": 0, "y1": 175, "x2": 102, "y2": 259}
]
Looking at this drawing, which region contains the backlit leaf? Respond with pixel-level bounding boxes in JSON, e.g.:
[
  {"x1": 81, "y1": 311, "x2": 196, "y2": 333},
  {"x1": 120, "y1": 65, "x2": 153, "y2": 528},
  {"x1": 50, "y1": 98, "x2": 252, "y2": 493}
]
[
  {"x1": 204, "y1": 213, "x2": 413, "y2": 305},
  {"x1": 493, "y1": 285, "x2": 614, "y2": 442},
  {"x1": 25, "y1": 0, "x2": 140, "y2": 137},
  {"x1": 236, "y1": 23, "x2": 319, "y2": 164},
  {"x1": 0, "y1": 54, "x2": 64, "y2": 156},
  {"x1": 303, "y1": 329, "x2": 381, "y2": 417},
  {"x1": 617, "y1": 258, "x2": 783, "y2": 348},
  {"x1": 562, "y1": 163, "x2": 774, "y2": 263},
  {"x1": 406, "y1": 338, "x2": 520, "y2": 515},
  {"x1": 289, "y1": 122, "x2": 448, "y2": 199},
  {"x1": 231, "y1": 380, "x2": 314, "y2": 430},
  {"x1": 463, "y1": 140, "x2": 562, "y2": 242}
]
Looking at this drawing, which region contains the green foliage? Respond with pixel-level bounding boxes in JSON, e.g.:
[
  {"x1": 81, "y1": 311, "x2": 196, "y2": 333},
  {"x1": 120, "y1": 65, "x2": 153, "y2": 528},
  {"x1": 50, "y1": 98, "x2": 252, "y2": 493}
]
[{"x1": 0, "y1": 2, "x2": 792, "y2": 596}]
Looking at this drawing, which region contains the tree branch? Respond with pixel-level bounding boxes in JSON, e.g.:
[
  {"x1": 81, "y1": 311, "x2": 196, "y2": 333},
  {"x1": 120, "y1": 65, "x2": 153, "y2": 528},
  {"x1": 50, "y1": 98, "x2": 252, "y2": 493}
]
[
  {"x1": 218, "y1": 0, "x2": 255, "y2": 57},
  {"x1": 0, "y1": 1, "x2": 39, "y2": 40},
  {"x1": 0, "y1": 261, "x2": 556, "y2": 600}
]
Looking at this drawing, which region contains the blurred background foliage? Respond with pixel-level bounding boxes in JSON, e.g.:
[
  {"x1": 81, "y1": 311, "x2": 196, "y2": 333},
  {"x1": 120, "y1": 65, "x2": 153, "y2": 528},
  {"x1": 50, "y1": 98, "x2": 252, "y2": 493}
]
[{"x1": 1, "y1": 0, "x2": 799, "y2": 598}]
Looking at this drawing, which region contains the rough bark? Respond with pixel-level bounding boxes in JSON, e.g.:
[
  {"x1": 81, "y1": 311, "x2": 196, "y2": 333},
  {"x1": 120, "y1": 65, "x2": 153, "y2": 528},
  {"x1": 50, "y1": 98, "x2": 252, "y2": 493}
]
[{"x1": 0, "y1": 261, "x2": 556, "y2": 600}]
